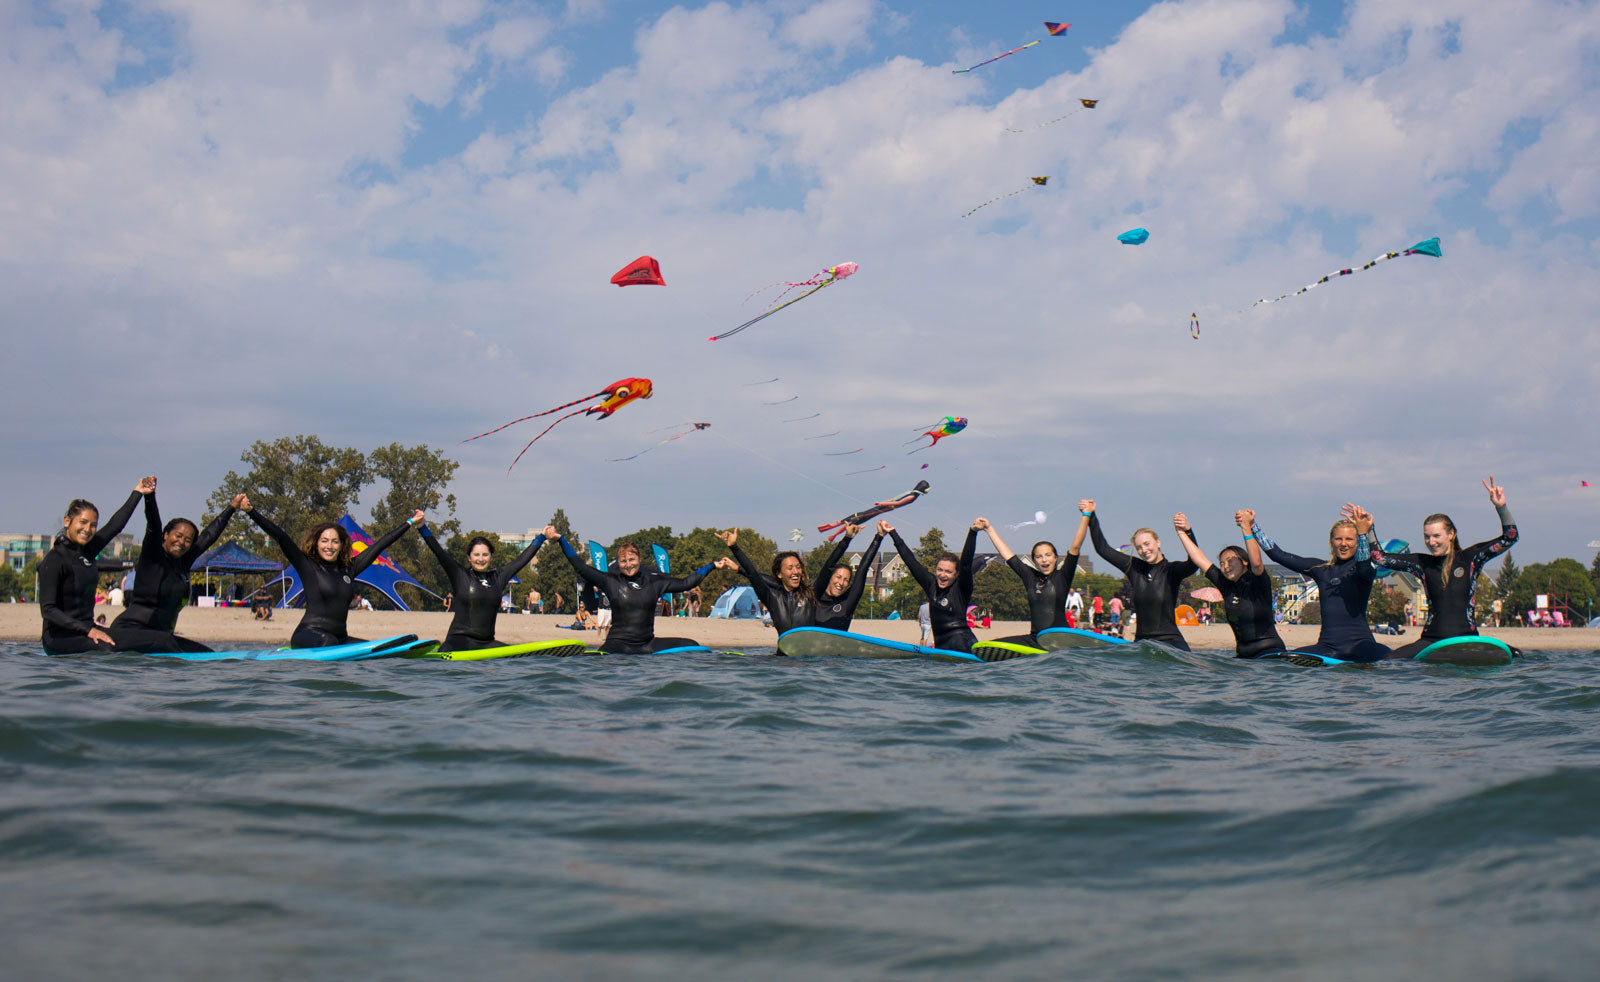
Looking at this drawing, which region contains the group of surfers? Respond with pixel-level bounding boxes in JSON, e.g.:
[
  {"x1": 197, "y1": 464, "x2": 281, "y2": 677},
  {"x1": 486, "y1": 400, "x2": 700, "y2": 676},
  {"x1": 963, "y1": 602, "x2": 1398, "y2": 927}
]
[{"x1": 37, "y1": 476, "x2": 1516, "y2": 661}]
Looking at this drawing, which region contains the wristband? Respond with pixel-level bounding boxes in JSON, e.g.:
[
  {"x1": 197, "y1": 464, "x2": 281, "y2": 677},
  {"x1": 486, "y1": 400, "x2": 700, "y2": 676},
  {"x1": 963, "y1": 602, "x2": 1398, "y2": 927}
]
[{"x1": 1242, "y1": 534, "x2": 1254, "y2": 540}]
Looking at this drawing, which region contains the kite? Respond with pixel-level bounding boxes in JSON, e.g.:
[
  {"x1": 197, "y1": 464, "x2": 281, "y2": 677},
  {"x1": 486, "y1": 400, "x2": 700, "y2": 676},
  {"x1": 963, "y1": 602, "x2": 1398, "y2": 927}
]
[
  {"x1": 789, "y1": 529, "x2": 804, "y2": 543},
  {"x1": 610, "y1": 256, "x2": 664, "y2": 287},
  {"x1": 1004, "y1": 98, "x2": 1098, "y2": 133},
  {"x1": 711, "y1": 262, "x2": 859, "y2": 341},
  {"x1": 806, "y1": 430, "x2": 843, "y2": 439},
  {"x1": 1190, "y1": 312, "x2": 1200, "y2": 340},
  {"x1": 1044, "y1": 22, "x2": 1070, "y2": 36},
  {"x1": 953, "y1": 39, "x2": 1039, "y2": 74},
  {"x1": 1373, "y1": 539, "x2": 1412, "y2": 580},
  {"x1": 846, "y1": 465, "x2": 887, "y2": 476},
  {"x1": 920, "y1": 463, "x2": 929, "y2": 469},
  {"x1": 824, "y1": 448, "x2": 864, "y2": 456},
  {"x1": 1118, "y1": 227, "x2": 1149, "y2": 245},
  {"x1": 608, "y1": 422, "x2": 710, "y2": 462},
  {"x1": 1584, "y1": 481, "x2": 1593, "y2": 487},
  {"x1": 463, "y1": 377, "x2": 653, "y2": 473},
  {"x1": 905, "y1": 416, "x2": 968, "y2": 453},
  {"x1": 763, "y1": 395, "x2": 799, "y2": 405},
  {"x1": 818, "y1": 480, "x2": 931, "y2": 541},
  {"x1": 783, "y1": 413, "x2": 822, "y2": 422},
  {"x1": 743, "y1": 377, "x2": 780, "y2": 386},
  {"x1": 964, "y1": 177, "x2": 1048, "y2": 218},
  {"x1": 1253, "y1": 237, "x2": 1442, "y2": 308},
  {"x1": 1007, "y1": 511, "x2": 1047, "y2": 531}
]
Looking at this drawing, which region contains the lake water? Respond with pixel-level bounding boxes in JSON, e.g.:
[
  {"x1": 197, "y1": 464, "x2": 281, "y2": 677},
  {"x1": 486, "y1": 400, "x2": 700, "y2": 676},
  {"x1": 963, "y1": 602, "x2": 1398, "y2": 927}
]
[{"x1": 2, "y1": 641, "x2": 1597, "y2": 980}]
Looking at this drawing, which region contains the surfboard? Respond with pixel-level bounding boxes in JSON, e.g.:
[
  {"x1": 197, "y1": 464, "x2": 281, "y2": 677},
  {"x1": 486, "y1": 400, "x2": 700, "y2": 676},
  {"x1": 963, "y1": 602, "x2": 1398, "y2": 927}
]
[
  {"x1": 141, "y1": 634, "x2": 434, "y2": 662},
  {"x1": 408, "y1": 639, "x2": 589, "y2": 661},
  {"x1": 776, "y1": 627, "x2": 982, "y2": 663},
  {"x1": 1035, "y1": 627, "x2": 1131, "y2": 651},
  {"x1": 970, "y1": 640, "x2": 1047, "y2": 662},
  {"x1": 1413, "y1": 635, "x2": 1517, "y2": 666},
  {"x1": 1255, "y1": 651, "x2": 1353, "y2": 667},
  {"x1": 576, "y1": 644, "x2": 717, "y2": 655}
]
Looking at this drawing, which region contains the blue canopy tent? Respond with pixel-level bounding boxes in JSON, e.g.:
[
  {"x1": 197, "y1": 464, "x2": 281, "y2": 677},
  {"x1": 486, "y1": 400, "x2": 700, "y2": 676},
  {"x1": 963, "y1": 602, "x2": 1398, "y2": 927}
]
[
  {"x1": 189, "y1": 541, "x2": 282, "y2": 600},
  {"x1": 707, "y1": 585, "x2": 764, "y2": 620}
]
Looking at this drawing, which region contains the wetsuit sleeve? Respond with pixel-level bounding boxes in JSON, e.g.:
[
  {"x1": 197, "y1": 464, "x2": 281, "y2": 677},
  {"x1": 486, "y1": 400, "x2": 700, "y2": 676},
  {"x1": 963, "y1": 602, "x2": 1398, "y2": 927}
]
[
  {"x1": 558, "y1": 538, "x2": 610, "y2": 589},
  {"x1": 418, "y1": 525, "x2": 468, "y2": 594},
  {"x1": 811, "y1": 534, "x2": 854, "y2": 596},
  {"x1": 1171, "y1": 528, "x2": 1199, "y2": 580},
  {"x1": 888, "y1": 531, "x2": 935, "y2": 594},
  {"x1": 38, "y1": 554, "x2": 93, "y2": 635},
  {"x1": 188, "y1": 506, "x2": 237, "y2": 563},
  {"x1": 656, "y1": 563, "x2": 715, "y2": 594},
  {"x1": 1465, "y1": 505, "x2": 1519, "y2": 571},
  {"x1": 958, "y1": 528, "x2": 977, "y2": 597},
  {"x1": 1252, "y1": 521, "x2": 1318, "y2": 575},
  {"x1": 248, "y1": 510, "x2": 315, "y2": 583},
  {"x1": 1087, "y1": 514, "x2": 1132, "y2": 575},
  {"x1": 1006, "y1": 554, "x2": 1039, "y2": 591},
  {"x1": 1204, "y1": 565, "x2": 1226, "y2": 588},
  {"x1": 494, "y1": 534, "x2": 547, "y2": 593},
  {"x1": 729, "y1": 543, "x2": 782, "y2": 613},
  {"x1": 350, "y1": 521, "x2": 412, "y2": 576},
  {"x1": 1362, "y1": 529, "x2": 1424, "y2": 576},
  {"x1": 87, "y1": 490, "x2": 141, "y2": 556},
  {"x1": 139, "y1": 492, "x2": 165, "y2": 560},
  {"x1": 838, "y1": 533, "x2": 883, "y2": 613}
]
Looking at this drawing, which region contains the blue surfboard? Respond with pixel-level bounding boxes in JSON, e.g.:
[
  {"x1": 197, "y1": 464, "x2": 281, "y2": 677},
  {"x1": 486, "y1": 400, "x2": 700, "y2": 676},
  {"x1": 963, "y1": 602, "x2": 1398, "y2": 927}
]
[
  {"x1": 776, "y1": 627, "x2": 982, "y2": 663},
  {"x1": 141, "y1": 634, "x2": 435, "y2": 662},
  {"x1": 1036, "y1": 627, "x2": 1132, "y2": 651}
]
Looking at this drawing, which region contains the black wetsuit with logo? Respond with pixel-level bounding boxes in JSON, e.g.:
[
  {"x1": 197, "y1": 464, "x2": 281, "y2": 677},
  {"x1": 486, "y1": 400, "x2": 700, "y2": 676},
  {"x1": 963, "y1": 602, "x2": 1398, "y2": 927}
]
[
  {"x1": 729, "y1": 543, "x2": 816, "y2": 635},
  {"x1": 39, "y1": 491, "x2": 182, "y2": 654},
  {"x1": 420, "y1": 525, "x2": 545, "y2": 652},
  {"x1": 248, "y1": 510, "x2": 413, "y2": 648},
  {"x1": 111, "y1": 493, "x2": 236, "y2": 651},
  {"x1": 1087, "y1": 514, "x2": 1196, "y2": 650},
  {"x1": 889, "y1": 528, "x2": 978, "y2": 653},
  {"x1": 990, "y1": 551, "x2": 1082, "y2": 648},
  {"x1": 812, "y1": 531, "x2": 884, "y2": 632},
  {"x1": 560, "y1": 538, "x2": 712, "y2": 653},
  {"x1": 1367, "y1": 506, "x2": 1518, "y2": 659},
  {"x1": 1205, "y1": 565, "x2": 1286, "y2": 658}
]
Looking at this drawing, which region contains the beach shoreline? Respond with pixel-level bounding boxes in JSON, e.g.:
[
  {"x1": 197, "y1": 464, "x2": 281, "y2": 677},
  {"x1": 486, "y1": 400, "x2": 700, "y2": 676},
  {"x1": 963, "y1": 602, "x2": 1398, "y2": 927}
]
[{"x1": 3, "y1": 605, "x2": 1595, "y2": 651}]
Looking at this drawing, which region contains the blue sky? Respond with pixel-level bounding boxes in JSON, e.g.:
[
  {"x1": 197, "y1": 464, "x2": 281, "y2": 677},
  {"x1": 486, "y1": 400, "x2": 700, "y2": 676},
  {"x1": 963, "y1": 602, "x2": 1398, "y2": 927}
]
[{"x1": 4, "y1": 0, "x2": 1598, "y2": 566}]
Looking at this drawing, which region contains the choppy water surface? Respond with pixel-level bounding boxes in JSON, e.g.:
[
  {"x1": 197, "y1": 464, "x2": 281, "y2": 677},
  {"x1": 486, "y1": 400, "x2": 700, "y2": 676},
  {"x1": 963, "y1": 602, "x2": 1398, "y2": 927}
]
[{"x1": 2, "y1": 641, "x2": 1597, "y2": 980}]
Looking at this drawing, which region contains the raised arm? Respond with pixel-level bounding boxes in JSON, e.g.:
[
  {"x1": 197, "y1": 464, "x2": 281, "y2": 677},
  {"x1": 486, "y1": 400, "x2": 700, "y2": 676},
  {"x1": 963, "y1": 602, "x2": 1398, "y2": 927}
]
[
  {"x1": 1172, "y1": 512, "x2": 1212, "y2": 573},
  {"x1": 416, "y1": 521, "x2": 465, "y2": 586},
  {"x1": 886, "y1": 527, "x2": 935, "y2": 594},
  {"x1": 88, "y1": 481, "x2": 150, "y2": 556},
  {"x1": 351, "y1": 511, "x2": 420, "y2": 576},
  {"x1": 1235, "y1": 509, "x2": 1266, "y2": 574},
  {"x1": 1343, "y1": 503, "x2": 1424, "y2": 576},
  {"x1": 811, "y1": 525, "x2": 857, "y2": 596},
  {"x1": 188, "y1": 498, "x2": 240, "y2": 562},
  {"x1": 654, "y1": 562, "x2": 718, "y2": 595},
  {"x1": 958, "y1": 526, "x2": 978, "y2": 596},
  {"x1": 139, "y1": 491, "x2": 164, "y2": 557},
  {"x1": 1248, "y1": 515, "x2": 1320, "y2": 575},
  {"x1": 245, "y1": 505, "x2": 315, "y2": 581},
  {"x1": 1467, "y1": 475, "x2": 1519, "y2": 561},
  {"x1": 494, "y1": 533, "x2": 548, "y2": 592},
  {"x1": 975, "y1": 517, "x2": 1015, "y2": 563},
  {"x1": 1080, "y1": 501, "x2": 1132, "y2": 575},
  {"x1": 1066, "y1": 513, "x2": 1090, "y2": 556},
  {"x1": 551, "y1": 529, "x2": 610, "y2": 590},
  {"x1": 838, "y1": 532, "x2": 884, "y2": 611}
]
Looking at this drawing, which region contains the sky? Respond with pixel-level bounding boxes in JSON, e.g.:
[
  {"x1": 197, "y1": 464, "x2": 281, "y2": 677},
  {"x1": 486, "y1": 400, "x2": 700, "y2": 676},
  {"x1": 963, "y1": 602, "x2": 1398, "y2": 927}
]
[{"x1": 3, "y1": 0, "x2": 1598, "y2": 565}]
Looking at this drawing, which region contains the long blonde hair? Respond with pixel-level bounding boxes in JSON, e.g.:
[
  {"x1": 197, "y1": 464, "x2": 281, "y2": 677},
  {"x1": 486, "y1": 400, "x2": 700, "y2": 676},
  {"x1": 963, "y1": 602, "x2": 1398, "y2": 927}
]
[{"x1": 1424, "y1": 513, "x2": 1460, "y2": 581}]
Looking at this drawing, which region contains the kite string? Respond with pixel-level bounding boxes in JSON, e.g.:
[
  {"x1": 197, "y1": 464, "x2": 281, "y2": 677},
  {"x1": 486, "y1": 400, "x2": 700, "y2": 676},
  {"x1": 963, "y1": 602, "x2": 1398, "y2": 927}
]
[{"x1": 710, "y1": 432, "x2": 858, "y2": 504}]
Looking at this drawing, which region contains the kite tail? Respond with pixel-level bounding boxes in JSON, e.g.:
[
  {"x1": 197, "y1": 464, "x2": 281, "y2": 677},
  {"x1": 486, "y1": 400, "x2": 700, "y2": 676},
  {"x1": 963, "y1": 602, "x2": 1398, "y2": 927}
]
[
  {"x1": 710, "y1": 279, "x2": 831, "y2": 341},
  {"x1": 505, "y1": 406, "x2": 590, "y2": 473},
  {"x1": 463, "y1": 388, "x2": 608, "y2": 444}
]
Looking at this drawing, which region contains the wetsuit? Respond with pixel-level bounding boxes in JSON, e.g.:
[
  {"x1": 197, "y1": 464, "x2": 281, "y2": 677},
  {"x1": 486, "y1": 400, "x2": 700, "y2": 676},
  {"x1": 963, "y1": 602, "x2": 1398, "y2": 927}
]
[
  {"x1": 1252, "y1": 521, "x2": 1388, "y2": 662},
  {"x1": 812, "y1": 531, "x2": 884, "y2": 632},
  {"x1": 1087, "y1": 514, "x2": 1196, "y2": 650},
  {"x1": 560, "y1": 539, "x2": 712, "y2": 653},
  {"x1": 39, "y1": 491, "x2": 184, "y2": 655},
  {"x1": 729, "y1": 544, "x2": 816, "y2": 635},
  {"x1": 990, "y1": 552, "x2": 1082, "y2": 648},
  {"x1": 1368, "y1": 506, "x2": 1518, "y2": 659},
  {"x1": 110, "y1": 493, "x2": 236, "y2": 652},
  {"x1": 419, "y1": 525, "x2": 544, "y2": 653},
  {"x1": 1205, "y1": 566, "x2": 1286, "y2": 658},
  {"x1": 889, "y1": 528, "x2": 978, "y2": 652},
  {"x1": 248, "y1": 510, "x2": 413, "y2": 648}
]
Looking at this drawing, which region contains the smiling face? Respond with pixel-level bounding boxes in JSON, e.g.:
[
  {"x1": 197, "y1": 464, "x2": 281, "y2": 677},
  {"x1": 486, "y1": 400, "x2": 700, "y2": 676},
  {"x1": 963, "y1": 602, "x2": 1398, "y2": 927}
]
[
  {"x1": 467, "y1": 543, "x2": 493, "y2": 571},
  {"x1": 316, "y1": 529, "x2": 342, "y2": 562},
  {"x1": 1422, "y1": 520, "x2": 1454, "y2": 556},
  {"x1": 1217, "y1": 548, "x2": 1246, "y2": 582},
  {"x1": 1031, "y1": 543, "x2": 1058, "y2": 574},
  {"x1": 63, "y1": 508, "x2": 99, "y2": 546},
  {"x1": 162, "y1": 522, "x2": 197, "y2": 558},
  {"x1": 777, "y1": 555, "x2": 805, "y2": 590},
  {"x1": 1330, "y1": 521, "x2": 1358, "y2": 561},
  {"x1": 1132, "y1": 531, "x2": 1162, "y2": 563},
  {"x1": 616, "y1": 547, "x2": 641, "y2": 577},
  {"x1": 826, "y1": 566, "x2": 852, "y2": 596},
  {"x1": 934, "y1": 558, "x2": 958, "y2": 588}
]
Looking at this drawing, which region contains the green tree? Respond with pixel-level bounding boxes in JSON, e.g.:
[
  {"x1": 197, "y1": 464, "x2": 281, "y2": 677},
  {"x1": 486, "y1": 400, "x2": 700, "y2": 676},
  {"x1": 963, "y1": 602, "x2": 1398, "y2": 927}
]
[
  {"x1": 1493, "y1": 554, "x2": 1520, "y2": 605},
  {"x1": 1300, "y1": 600, "x2": 1322, "y2": 625},
  {"x1": 677, "y1": 527, "x2": 739, "y2": 612},
  {"x1": 0, "y1": 563, "x2": 23, "y2": 601},
  {"x1": 1510, "y1": 558, "x2": 1596, "y2": 621},
  {"x1": 969, "y1": 559, "x2": 1027, "y2": 620},
  {"x1": 1591, "y1": 552, "x2": 1600, "y2": 606},
  {"x1": 206, "y1": 435, "x2": 370, "y2": 558},
  {"x1": 916, "y1": 527, "x2": 948, "y2": 567},
  {"x1": 1367, "y1": 584, "x2": 1407, "y2": 624},
  {"x1": 883, "y1": 573, "x2": 928, "y2": 620},
  {"x1": 606, "y1": 526, "x2": 677, "y2": 571},
  {"x1": 527, "y1": 508, "x2": 581, "y2": 614},
  {"x1": 367, "y1": 442, "x2": 461, "y2": 610}
]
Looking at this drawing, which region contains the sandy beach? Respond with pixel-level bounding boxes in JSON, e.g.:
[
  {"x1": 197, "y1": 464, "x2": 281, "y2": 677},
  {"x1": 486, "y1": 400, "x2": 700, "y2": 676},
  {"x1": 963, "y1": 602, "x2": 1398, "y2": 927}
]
[{"x1": 3, "y1": 604, "x2": 1595, "y2": 652}]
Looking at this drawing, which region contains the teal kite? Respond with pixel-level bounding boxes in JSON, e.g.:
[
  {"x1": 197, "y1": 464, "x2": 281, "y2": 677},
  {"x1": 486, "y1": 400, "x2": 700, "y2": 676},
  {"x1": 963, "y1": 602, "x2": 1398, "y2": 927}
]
[
  {"x1": 1118, "y1": 228, "x2": 1149, "y2": 245},
  {"x1": 1253, "y1": 238, "x2": 1442, "y2": 307}
]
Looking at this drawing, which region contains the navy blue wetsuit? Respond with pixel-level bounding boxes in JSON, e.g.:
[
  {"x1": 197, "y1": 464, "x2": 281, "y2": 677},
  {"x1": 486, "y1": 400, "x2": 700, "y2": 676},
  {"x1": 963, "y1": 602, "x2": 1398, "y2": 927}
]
[
  {"x1": 730, "y1": 544, "x2": 816, "y2": 635},
  {"x1": 1205, "y1": 565, "x2": 1286, "y2": 658},
  {"x1": 1253, "y1": 521, "x2": 1388, "y2": 662},
  {"x1": 111, "y1": 493, "x2": 237, "y2": 652},
  {"x1": 248, "y1": 510, "x2": 414, "y2": 648},
  {"x1": 39, "y1": 491, "x2": 184, "y2": 655},
  {"x1": 1088, "y1": 514, "x2": 1195, "y2": 650},
  {"x1": 420, "y1": 525, "x2": 545, "y2": 653},
  {"x1": 812, "y1": 531, "x2": 884, "y2": 632},
  {"x1": 561, "y1": 539, "x2": 711, "y2": 653},
  {"x1": 889, "y1": 529, "x2": 978, "y2": 653},
  {"x1": 1368, "y1": 505, "x2": 1517, "y2": 659}
]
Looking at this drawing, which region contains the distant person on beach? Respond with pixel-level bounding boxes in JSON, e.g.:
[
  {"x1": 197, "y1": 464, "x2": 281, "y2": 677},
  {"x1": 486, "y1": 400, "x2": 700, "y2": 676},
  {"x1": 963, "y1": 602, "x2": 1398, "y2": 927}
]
[
  {"x1": 975, "y1": 513, "x2": 1089, "y2": 648},
  {"x1": 1172, "y1": 509, "x2": 1286, "y2": 658},
  {"x1": 112, "y1": 484, "x2": 244, "y2": 653},
  {"x1": 1080, "y1": 500, "x2": 1196, "y2": 651},
  {"x1": 1247, "y1": 509, "x2": 1388, "y2": 662},
  {"x1": 416, "y1": 519, "x2": 546, "y2": 653},
  {"x1": 917, "y1": 602, "x2": 931, "y2": 643},
  {"x1": 548, "y1": 526, "x2": 733, "y2": 653},
  {"x1": 812, "y1": 522, "x2": 885, "y2": 632},
  {"x1": 38, "y1": 477, "x2": 187, "y2": 654},
  {"x1": 241, "y1": 497, "x2": 420, "y2": 648}
]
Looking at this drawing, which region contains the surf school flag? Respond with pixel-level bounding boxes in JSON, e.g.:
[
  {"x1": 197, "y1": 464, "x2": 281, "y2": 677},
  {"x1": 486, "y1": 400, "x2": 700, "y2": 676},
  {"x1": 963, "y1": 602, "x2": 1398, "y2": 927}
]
[
  {"x1": 587, "y1": 540, "x2": 609, "y2": 572},
  {"x1": 651, "y1": 544, "x2": 670, "y2": 574}
]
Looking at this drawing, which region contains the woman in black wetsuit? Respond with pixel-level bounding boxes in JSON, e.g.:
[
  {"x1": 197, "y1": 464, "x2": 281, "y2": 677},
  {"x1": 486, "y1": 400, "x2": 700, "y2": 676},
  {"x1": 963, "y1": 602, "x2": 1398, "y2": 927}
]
[
  {"x1": 242, "y1": 498, "x2": 422, "y2": 648},
  {"x1": 1172, "y1": 509, "x2": 1286, "y2": 658},
  {"x1": 1248, "y1": 510, "x2": 1388, "y2": 662},
  {"x1": 1079, "y1": 499, "x2": 1197, "y2": 650},
  {"x1": 417, "y1": 519, "x2": 546, "y2": 653},
  {"x1": 885, "y1": 520, "x2": 980, "y2": 653},
  {"x1": 811, "y1": 522, "x2": 885, "y2": 632},
  {"x1": 38, "y1": 477, "x2": 185, "y2": 655},
  {"x1": 719, "y1": 528, "x2": 817, "y2": 636},
  {"x1": 975, "y1": 514, "x2": 1090, "y2": 648},
  {"x1": 548, "y1": 526, "x2": 732, "y2": 653},
  {"x1": 110, "y1": 489, "x2": 246, "y2": 652},
  {"x1": 1349, "y1": 476, "x2": 1518, "y2": 659}
]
